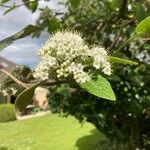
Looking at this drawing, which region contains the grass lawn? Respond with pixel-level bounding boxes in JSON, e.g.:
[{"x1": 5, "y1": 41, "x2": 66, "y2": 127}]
[{"x1": 0, "y1": 114, "x2": 104, "y2": 150}]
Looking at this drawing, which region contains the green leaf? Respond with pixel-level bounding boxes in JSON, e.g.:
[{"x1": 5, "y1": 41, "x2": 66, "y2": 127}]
[
  {"x1": 0, "y1": 25, "x2": 40, "y2": 51},
  {"x1": 3, "y1": 5, "x2": 15, "y2": 15},
  {"x1": 106, "y1": 74, "x2": 121, "y2": 82},
  {"x1": 135, "y1": 16, "x2": 150, "y2": 34},
  {"x1": 15, "y1": 83, "x2": 40, "y2": 112},
  {"x1": 80, "y1": 75, "x2": 116, "y2": 101},
  {"x1": 30, "y1": 1, "x2": 38, "y2": 12},
  {"x1": 69, "y1": 0, "x2": 80, "y2": 9},
  {"x1": 22, "y1": 0, "x2": 38, "y2": 12},
  {"x1": 0, "y1": 0, "x2": 9, "y2": 4},
  {"x1": 136, "y1": 5, "x2": 147, "y2": 22},
  {"x1": 109, "y1": 56, "x2": 138, "y2": 65},
  {"x1": 48, "y1": 19, "x2": 60, "y2": 32}
]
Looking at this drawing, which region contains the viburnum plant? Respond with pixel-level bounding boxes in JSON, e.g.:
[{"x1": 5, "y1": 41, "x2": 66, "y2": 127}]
[
  {"x1": 0, "y1": 26, "x2": 138, "y2": 111},
  {"x1": 2, "y1": 7, "x2": 149, "y2": 112}
]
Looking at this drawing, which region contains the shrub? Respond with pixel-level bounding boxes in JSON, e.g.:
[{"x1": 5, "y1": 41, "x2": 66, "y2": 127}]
[
  {"x1": 0, "y1": 104, "x2": 16, "y2": 122},
  {"x1": 48, "y1": 64, "x2": 150, "y2": 149}
]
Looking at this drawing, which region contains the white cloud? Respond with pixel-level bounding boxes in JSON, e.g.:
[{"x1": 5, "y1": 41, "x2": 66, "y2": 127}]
[
  {"x1": 0, "y1": 6, "x2": 37, "y2": 39},
  {"x1": 0, "y1": 0, "x2": 58, "y2": 67},
  {"x1": 1, "y1": 32, "x2": 49, "y2": 67}
]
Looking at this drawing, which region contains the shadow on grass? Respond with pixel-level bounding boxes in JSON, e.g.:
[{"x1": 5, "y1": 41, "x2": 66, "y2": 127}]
[
  {"x1": 75, "y1": 129, "x2": 106, "y2": 150},
  {"x1": 75, "y1": 130, "x2": 132, "y2": 150},
  {"x1": 0, "y1": 146, "x2": 14, "y2": 150}
]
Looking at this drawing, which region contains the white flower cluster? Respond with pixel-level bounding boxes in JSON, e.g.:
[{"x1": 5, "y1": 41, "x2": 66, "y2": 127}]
[
  {"x1": 34, "y1": 31, "x2": 112, "y2": 83},
  {"x1": 1, "y1": 87, "x2": 17, "y2": 96}
]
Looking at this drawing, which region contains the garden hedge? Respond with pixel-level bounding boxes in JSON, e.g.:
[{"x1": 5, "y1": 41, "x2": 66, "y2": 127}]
[{"x1": 0, "y1": 104, "x2": 16, "y2": 122}]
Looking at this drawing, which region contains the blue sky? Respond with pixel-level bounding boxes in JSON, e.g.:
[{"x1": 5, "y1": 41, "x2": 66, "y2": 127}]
[{"x1": 0, "y1": 0, "x2": 60, "y2": 68}]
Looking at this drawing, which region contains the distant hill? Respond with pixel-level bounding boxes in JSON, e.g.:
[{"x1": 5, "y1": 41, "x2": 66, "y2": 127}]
[{"x1": 0, "y1": 56, "x2": 16, "y2": 81}]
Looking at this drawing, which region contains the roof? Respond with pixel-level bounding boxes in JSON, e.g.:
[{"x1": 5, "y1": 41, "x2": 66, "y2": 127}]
[{"x1": 0, "y1": 56, "x2": 16, "y2": 81}]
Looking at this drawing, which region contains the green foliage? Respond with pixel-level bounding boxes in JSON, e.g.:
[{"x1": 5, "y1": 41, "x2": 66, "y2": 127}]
[
  {"x1": 136, "y1": 4, "x2": 147, "y2": 22},
  {"x1": 3, "y1": 5, "x2": 15, "y2": 15},
  {"x1": 35, "y1": 7, "x2": 60, "y2": 36},
  {"x1": 1, "y1": 65, "x2": 38, "y2": 112},
  {"x1": 47, "y1": 18, "x2": 60, "y2": 32},
  {"x1": 0, "y1": 0, "x2": 9, "y2": 4},
  {"x1": 135, "y1": 16, "x2": 150, "y2": 34},
  {"x1": 0, "y1": 92, "x2": 5, "y2": 104},
  {"x1": 80, "y1": 75, "x2": 116, "y2": 101},
  {"x1": 0, "y1": 104, "x2": 16, "y2": 122},
  {"x1": 1, "y1": 65, "x2": 35, "y2": 96},
  {"x1": 22, "y1": 0, "x2": 38, "y2": 13},
  {"x1": 47, "y1": 0, "x2": 150, "y2": 149},
  {"x1": 49, "y1": 64, "x2": 150, "y2": 149},
  {"x1": 15, "y1": 83, "x2": 40, "y2": 112},
  {"x1": 68, "y1": 0, "x2": 81, "y2": 9},
  {"x1": 0, "y1": 25, "x2": 40, "y2": 51},
  {"x1": 109, "y1": 56, "x2": 138, "y2": 65}
]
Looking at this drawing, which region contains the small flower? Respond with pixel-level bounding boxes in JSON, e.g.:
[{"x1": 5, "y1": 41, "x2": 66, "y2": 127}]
[
  {"x1": 89, "y1": 46, "x2": 111, "y2": 75},
  {"x1": 128, "y1": 99, "x2": 131, "y2": 102},
  {"x1": 113, "y1": 115, "x2": 117, "y2": 118},
  {"x1": 68, "y1": 62, "x2": 90, "y2": 83},
  {"x1": 99, "y1": 114, "x2": 104, "y2": 118},
  {"x1": 2, "y1": 87, "x2": 17, "y2": 96},
  {"x1": 128, "y1": 113, "x2": 132, "y2": 117},
  {"x1": 2, "y1": 90, "x2": 7, "y2": 96},
  {"x1": 109, "y1": 34, "x2": 115, "y2": 41}
]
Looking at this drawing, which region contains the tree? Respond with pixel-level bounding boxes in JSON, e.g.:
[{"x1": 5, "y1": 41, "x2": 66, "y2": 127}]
[{"x1": 0, "y1": 65, "x2": 34, "y2": 103}]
